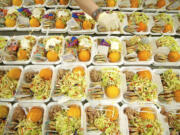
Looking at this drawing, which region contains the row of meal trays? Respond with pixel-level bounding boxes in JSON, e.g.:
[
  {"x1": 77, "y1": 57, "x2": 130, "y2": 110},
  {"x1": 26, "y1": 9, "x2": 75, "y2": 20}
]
[
  {"x1": 0, "y1": 35, "x2": 180, "y2": 66},
  {"x1": 0, "y1": 7, "x2": 180, "y2": 35},
  {"x1": 0, "y1": 65, "x2": 179, "y2": 106},
  {"x1": 1, "y1": 0, "x2": 180, "y2": 13},
  {"x1": 0, "y1": 100, "x2": 179, "y2": 135}
]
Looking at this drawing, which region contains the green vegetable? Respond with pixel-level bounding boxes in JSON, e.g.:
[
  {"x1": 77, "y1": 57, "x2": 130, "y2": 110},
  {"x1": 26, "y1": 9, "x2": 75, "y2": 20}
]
[
  {"x1": 0, "y1": 37, "x2": 8, "y2": 50},
  {"x1": 154, "y1": 13, "x2": 173, "y2": 25}
]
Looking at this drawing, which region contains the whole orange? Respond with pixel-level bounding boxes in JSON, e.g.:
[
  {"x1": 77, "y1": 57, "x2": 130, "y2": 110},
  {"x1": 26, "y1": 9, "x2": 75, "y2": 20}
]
[
  {"x1": 5, "y1": 19, "x2": 16, "y2": 27},
  {"x1": 137, "y1": 22, "x2": 147, "y2": 32},
  {"x1": 174, "y1": 90, "x2": 180, "y2": 102},
  {"x1": 78, "y1": 49, "x2": 91, "y2": 62},
  {"x1": 157, "y1": 0, "x2": 166, "y2": 8},
  {"x1": 67, "y1": 105, "x2": 81, "y2": 118},
  {"x1": 107, "y1": 0, "x2": 116, "y2": 7},
  {"x1": 47, "y1": 51, "x2": 58, "y2": 62},
  {"x1": 39, "y1": 68, "x2": 52, "y2": 80},
  {"x1": 168, "y1": 51, "x2": 180, "y2": 62},
  {"x1": 17, "y1": 50, "x2": 28, "y2": 60},
  {"x1": 137, "y1": 70, "x2": 152, "y2": 80},
  {"x1": 163, "y1": 24, "x2": 173, "y2": 33},
  {"x1": 34, "y1": 0, "x2": 44, "y2": 4},
  {"x1": 137, "y1": 51, "x2": 151, "y2": 61},
  {"x1": 8, "y1": 68, "x2": 21, "y2": 80},
  {"x1": 108, "y1": 52, "x2": 120, "y2": 62},
  {"x1": 105, "y1": 106, "x2": 119, "y2": 121},
  {"x1": 30, "y1": 17, "x2": 40, "y2": 27},
  {"x1": 105, "y1": 86, "x2": 120, "y2": 98},
  {"x1": 139, "y1": 107, "x2": 155, "y2": 120},
  {"x1": 59, "y1": 0, "x2": 69, "y2": 5},
  {"x1": 82, "y1": 20, "x2": 93, "y2": 30},
  {"x1": 55, "y1": 19, "x2": 65, "y2": 29},
  {"x1": 27, "y1": 107, "x2": 43, "y2": 122},
  {"x1": 72, "y1": 66, "x2": 85, "y2": 76},
  {"x1": 12, "y1": 0, "x2": 22, "y2": 6}
]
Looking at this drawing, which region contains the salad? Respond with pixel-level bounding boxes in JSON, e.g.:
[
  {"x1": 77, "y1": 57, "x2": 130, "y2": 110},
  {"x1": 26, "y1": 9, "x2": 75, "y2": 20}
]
[
  {"x1": 0, "y1": 0, "x2": 22, "y2": 7},
  {"x1": 0, "y1": 37, "x2": 8, "y2": 62},
  {"x1": 124, "y1": 106, "x2": 163, "y2": 135},
  {"x1": 46, "y1": 0, "x2": 69, "y2": 6},
  {"x1": 0, "y1": 67, "x2": 21, "y2": 99},
  {"x1": 88, "y1": 67, "x2": 121, "y2": 100},
  {"x1": 32, "y1": 36, "x2": 64, "y2": 63},
  {"x1": 5, "y1": 105, "x2": 44, "y2": 135},
  {"x1": 151, "y1": 13, "x2": 174, "y2": 33},
  {"x1": 166, "y1": 0, "x2": 180, "y2": 10},
  {"x1": 71, "y1": 11, "x2": 95, "y2": 32},
  {"x1": 0, "y1": 104, "x2": 10, "y2": 135},
  {"x1": 154, "y1": 36, "x2": 180, "y2": 63},
  {"x1": 42, "y1": 9, "x2": 71, "y2": 31},
  {"x1": 94, "y1": 37, "x2": 122, "y2": 64},
  {"x1": 23, "y1": 0, "x2": 45, "y2": 7},
  {"x1": 16, "y1": 67, "x2": 53, "y2": 101},
  {"x1": 123, "y1": 69, "x2": 158, "y2": 102},
  {"x1": 124, "y1": 12, "x2": 149, "y2": 33},
  {"x1": 161, "y1": 106, "x2": 180, "y2": 134},
  {"x1": 46, "y1": 103, "x2": 83, "y2": 135},
  {"x1": 124, "y1": 35, "x2": 152, "y2": 62},
  {"x1": 85, "y1": 104, "x2": 121, "y2": 135},
  {"x1": 119, "y1": 0, "x2": 142, "y2": 8},
  {"x1": 3, "y1": 36, "x2": 36, "y2": 62},
  {"x1": 63, "y1": 35, "x2": 93, "y2": 63},
  {"x1": 158, "y1": 69, "x2": 180, "y2": 103},
  {"x1": 0, "y1": 7, "x2": 18, "y2": 29},
  {"x1": 54, "y1": 66, "x2": 87, "y2": 100},
  {"x1": 143, "y1": 0, "x2": 166, "y2": 9},
  {"x1": 17, "y1": 7, "x2": 44, "y2": 29}
]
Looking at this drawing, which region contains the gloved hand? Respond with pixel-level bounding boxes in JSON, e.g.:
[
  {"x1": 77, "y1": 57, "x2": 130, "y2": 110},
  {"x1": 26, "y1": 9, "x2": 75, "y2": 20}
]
[{"x1": 97, "y1": 12, "x2": 121, "y2": 31}]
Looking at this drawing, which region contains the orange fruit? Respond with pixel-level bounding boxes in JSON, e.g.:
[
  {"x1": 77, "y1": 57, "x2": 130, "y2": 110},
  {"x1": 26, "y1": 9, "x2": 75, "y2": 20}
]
[
  {"x1": 163, "y1": 24, "x2": 173, "y2": 33},
  {"x1": 67, "y1": 105, "x2": 81, "y2": 118},
  {"x1": 78, "y1": 49, "x2": 91, "y2": 62},
  {"x1": 0, "y1": 105, "x2": 9, "y2": 119},
  {"x1": 105, "y1": 106, "x2": 119, "y2": 121},
  {"x1": 30, "y1": 17, "x2": 40, "y2": 27},
  {"x1": 137, "y1": 70, "x2": 152, "y2": 80},
  {"x1": 17, "y1": 49, "x2": 28, "y2": 60},
  {"x1": 59, "y1": 0, "x2": 69, "y2": 5},
  {"x1": 82, "y1": 20, "x2": 93, "y2": 30},
  {"x1": 157, "y1": 0, "x2": 166, "y2": 8},
  {"x1": 140, "y1": 107, "x2": 155, "y2": 120},
  {"x1": 168, "y1": 51, "x2": 180, "y2": 62},
  {"x1": 105, "y1": 86, "x2": 120, "y2": 99},
  {"x1": 108, "y1": 52, "x2": 121, "y2": 62},
  {"x1": 12, "y1": 0, "x2": 22, "y2": 6},
  {"x1": 8, "y1": 68, "x2": 21, "y2": 80},
  {"x1": 39, "y1": 68, "x2": 52, "y2": 80},
  {"x1": 27, "y1": 107, "x2": 43, "y2": 122},
  {"x1": 55, "y1": 19, "x2": 65, "y2": 29},
  {"x1": 47, "y1": 51, "x2": 58, "y2": 62},
  {"x1": 107, "y1": 0, "x2": 116, "y2": 7},
  {"x1": 72, "y1": 66, "x2": 85, "y2": 76},
  {"x1": 137, "y1": 22, "x2": 147, "y2": 32},
  {"x1": 130, "y1": 0, "x2": 139, "y2": 8},
  {"x1": 174, "y1": 90, "x2": 180, "y2": 102},
  {"x1": 5, "y1": 19, "x2": 16, "y2": 27},
  {"x1": 137, "y1": 51, "x2": 151, "y2": 61},
  {"x1": 34, "y1": 0, "x2": 44, "y2": 4}
]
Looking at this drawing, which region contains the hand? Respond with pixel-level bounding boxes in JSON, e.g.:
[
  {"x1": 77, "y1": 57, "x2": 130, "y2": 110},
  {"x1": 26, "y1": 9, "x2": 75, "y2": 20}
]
[{"x1": 97, "y1": 12, "x2": 121, "y2": 31}]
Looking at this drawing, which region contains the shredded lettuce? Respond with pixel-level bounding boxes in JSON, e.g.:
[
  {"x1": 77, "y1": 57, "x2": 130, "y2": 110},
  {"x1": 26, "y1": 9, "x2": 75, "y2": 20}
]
[
  {"x1": 129, "y1": 12, "x2": 149, "y2": 24},
  {"x1": 0, "y1": 37, "x2": 8, "y2": 50},
  {"x1": 154, "y1": 13, "x2": 173, "y2": 25}
]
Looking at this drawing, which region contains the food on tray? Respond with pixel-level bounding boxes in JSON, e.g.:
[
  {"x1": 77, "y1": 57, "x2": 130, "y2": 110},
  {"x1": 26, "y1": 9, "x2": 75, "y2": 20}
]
[
  {"x1": 151, "y1": 13, "x2": 174, "y2": 33},
  {"x1": 4, "y1": 36, "x2": 36, "y2": 62},
  {"x1": 6, "y1": 105, "x2": 43, "y2": 135},
  {"x1": 46, "y1": 104, "x2": 83, "y2": 135},
  {"x1": 0, "y1": 68, "x2": 21, "y2": 99},
  {"x1": 17, "y1": 8, "x2": 44, "y2": 28},
  {"x1": 154, "y1": 36, "x2": 180, "y2": 63},
  {"x1": 158, "y1": 69, "x2": 180, "y2": 103},
  {"x1": 161, "y1": 107, "x2": 180, "y2": 134},
  {"x1": 143, "y1": 0, "x2": 166, "y2": 9},
  {"x1": 88, "y1": 67, "x2": 121, "y2": 100},
  {"x1": 17, "y1": 68, "x2": 52, "y2": 100},
  {"x1": 46, "y1": 0, "x2": 69, "y2": 6},
  {"x1": 124, "y1": 107, "x2": 163, "y2": 134},
  {"x1": 54, "y1": 66, "x2": 86, "y2": 100},
  {"x1": 0, "y1": 0, "x2": 22, "y2": 7},
  {"x1": 85, "y1": 105, "x2": 121, "y2": 134},
  {"x1": 63, "y1": 36, "x2": 93, "y2": 62},
  {"x1": 12, "y1": 0, "x2": 22, "y2": 6},
  {"x1": 166, "y1": 0, "x2": 180, "y2": 10},
  {"x1": 0, "y1": 105, "x2": 9, "y2": 135},
  {"x1": 42, "y1": 9, "x2": 71, "y2": 30},
  {"x1": 123, "y1": 70, "x2": 157, "y2": 102},
  {"x1": 0, "y1": 37, "x2": 8, "y2": 62},
  {"x1": 23, "y1": 0, "x2": 45, "y2": 6},
  {"x1": 32, "y1": 36, "x2": 63, "y2": 63},
  {"x1": 119, "y1": 0, "x2": 142, "y2": 8},
  {"x1": 124, "y1": 12, "x2": 149, "y2": 33},
  {"x1": 124, "y1": 36, "x2": 152, "y2": 62},
  {"x1": 94, "y1": 37, "x2": 122, "y2": 63},
  {"x1": 71, "y1": 11, "x2": 95, "y2": 31}
]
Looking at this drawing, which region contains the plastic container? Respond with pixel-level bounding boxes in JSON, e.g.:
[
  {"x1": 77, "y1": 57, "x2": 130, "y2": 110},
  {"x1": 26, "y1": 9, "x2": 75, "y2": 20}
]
[
  {"x1": 166, "y1": 0, "x2": 180, "y2": 13},
  {"x1": 121, "y1": 103, "x2": 170, "y2": 135},
  {"x1": 3, "y1": 35, "x2": 37, "y2": 65},
  {"x1": 122, "y1": 36, "x2": 155, "y2": 65},
  {"x1": 0, "y1": 66, "x2": 23, "y2": 102},
  {"x1": 44, "y1": 101, "x2": 84, "y2": 135},
  {"x1": 153, "y1": 69, "x2": 180, "y2": 106},
  {"x1": 84, "y1": 102, "x2": 129, "y2": 135},
  {"x1": 87, "y1": 66, "x2": 125, "y2": 103},
  {"x1": 45, "y1": 0, "x2": 70, "y2": 8},
  {"x1": 15, "y1": 65, "x2": 55, "y2": 103},
  {"x1": 118, "y1": 0, "x2": 143, "y2": 11},
  {"x1": 4, "y1": 102, "x2": 46, "y2": 135},
  {"x1": 62, "y1": 35, "x2": 94, "y2": 65},
  {"x1": 52, "y1": 64, "x2": 87, "y2": 102},
  {"x1": 23, "y1": 0, "x2": 46, "y2": 7},
  {"x1": 31, "y1": 35, "x2": 65, "y2": 65},
  {"x1": 121, "y1": 66, "x2": 160, "y2": 104}
]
